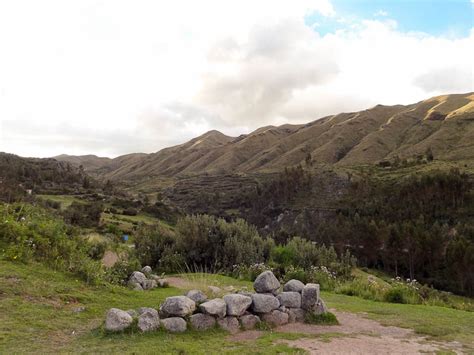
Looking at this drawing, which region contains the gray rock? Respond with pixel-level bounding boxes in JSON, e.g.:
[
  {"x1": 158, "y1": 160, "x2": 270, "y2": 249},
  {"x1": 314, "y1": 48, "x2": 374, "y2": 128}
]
[
  {"x1": 313, "y1": 299, "x2": 328, "y2": 315},
  {"x1": 301, "y1": 283, "x2": 320, "y2": 311},
  {"x1": 185, "y1": 289, "x2": 208, "y2": 304},
  {"x1": 141, "y1": 265, "x2": 152, "y2": 274},
  {"x1": 261, "y1": 310, "x2": 289, "y2": 327},
  {"x1": 129, "y1": 271, "x2": 147, "y2": 287},
  {"x1": 160, "y1": 296, "x2": 196, "y2": 317},
  {"x1": 138, "y1": 309, "x2": 160, "y2": 332},
  {"x1": 217, "y1": 316, "x2": 240, "y2": 333},
  {"x1": 283, "y1": 279, "x2": 305, "y2": 293},
  {"x1": 143, "y1": 279, "x2": 157, "y2": 290},
  {"x1": 199, "y1": 298, "x2": 226, "y2": 318},
  {"x1": 138, "y1": 307, "x2": 157, "y2": 315},
  {"x1": 158, "y1": 279, "x2": 169, "y2": 288},
  {"x1": 131, "y1": 282, "x2": 143, "y2": 291},
  {"x1": 72, "y1": 306, "x2": 86, "y2": 313},
  {"x1": 251, "y1": 293, "x2": 280, "y2": 313},
  {"x1": 161, "y1": 317, "x2": 187, "y2": 333},
  {"x1": 208, "y1": 286, "x2": 222, "y2": 295},
  {"x1": 239, "y1": 314, "x2": 260, "y2": 330},
  {"x1": 277, "y1": 292, "x2": 301, "y2": 308},
  {"x1": 253, "y1": 271, "x2": 280, "y2": 293},
  {"x1": 287, "y1": 308, "x2": 306, "y2": 323},
  {"x1": 190, "y1": 313, "x2": 216, "y2": 331},
  {"x1": 223, "y1": 294, "x2": 252, "y2": 316},
  {"x1": 105, "y1": 308, "x2": 133, "y2": 332},
  {"x1": 278, "y1": 305, "x2": 287, "y2": 313}
]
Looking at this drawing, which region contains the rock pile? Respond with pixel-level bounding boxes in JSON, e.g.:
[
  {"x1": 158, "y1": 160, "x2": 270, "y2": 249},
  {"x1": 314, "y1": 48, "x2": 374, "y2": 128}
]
[
  {"x1": 105, "y1": 270, "x2": 328, "y2": 333},
  {"x1": 128, "y1": 266, "x2": 168, "y2": 291}
]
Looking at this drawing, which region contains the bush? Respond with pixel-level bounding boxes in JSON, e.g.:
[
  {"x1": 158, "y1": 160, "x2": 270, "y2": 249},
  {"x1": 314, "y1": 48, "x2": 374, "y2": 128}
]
[
  {"x1": 304, "y1": 312, "x2": 339, "y2": 325},
  {"x1": 105, "y1": 258, "x2": 141, "y2": 285},
  {"x1": 384, "y1": 287, "x2": 407, "y2": 304}
]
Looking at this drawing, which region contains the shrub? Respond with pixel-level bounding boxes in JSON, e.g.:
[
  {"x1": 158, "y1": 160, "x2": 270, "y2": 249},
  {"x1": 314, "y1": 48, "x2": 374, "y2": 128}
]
[{"x1": 304, "y1": 312, "x2": 339, "y2": 325}]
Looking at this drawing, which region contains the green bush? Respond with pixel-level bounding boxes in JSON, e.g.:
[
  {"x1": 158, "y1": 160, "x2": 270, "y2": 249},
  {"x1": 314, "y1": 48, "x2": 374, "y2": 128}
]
[{"x1": 304, "y1": 312, "x2": 339, "y2": 325}]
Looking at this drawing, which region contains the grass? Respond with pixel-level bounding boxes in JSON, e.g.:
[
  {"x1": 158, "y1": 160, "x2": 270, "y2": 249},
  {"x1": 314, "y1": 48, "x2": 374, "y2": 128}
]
[
  {"x1": 304, "y1": 312, "x2": 339, "y2": 325},
  {"x1": 36, "y1": 194, "x2": 84, "y2": 210},
  {"x1": 1, "y1": 260, "x2": 474, "y2": 353}
]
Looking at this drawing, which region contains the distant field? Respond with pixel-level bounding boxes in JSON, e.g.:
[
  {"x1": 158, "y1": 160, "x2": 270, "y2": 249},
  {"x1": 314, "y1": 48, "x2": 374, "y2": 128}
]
[{"x1": 36, "y1": 194, "x2": 84, "y2": 210}]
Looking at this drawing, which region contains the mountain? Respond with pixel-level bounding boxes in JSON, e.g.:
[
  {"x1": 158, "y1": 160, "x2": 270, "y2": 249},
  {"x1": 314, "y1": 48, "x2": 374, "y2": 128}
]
[{"x1": 56, "y1": 92, "x2": 474, "y2": 182}]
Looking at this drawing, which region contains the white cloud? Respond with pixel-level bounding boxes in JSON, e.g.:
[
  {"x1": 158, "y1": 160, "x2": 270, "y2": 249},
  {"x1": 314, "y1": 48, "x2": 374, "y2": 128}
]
[
  {"x1": 374, "y1": 10, "x2": 389, "y2": 17},
  {"x1": 0, "y1": 1, "x2": 472, "y2": 157}
]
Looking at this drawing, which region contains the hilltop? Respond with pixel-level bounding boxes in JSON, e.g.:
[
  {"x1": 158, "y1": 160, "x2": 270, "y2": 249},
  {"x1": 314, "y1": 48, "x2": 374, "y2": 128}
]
[{"x1": 55, "y1": 92, "x2": 474, "y2": 183}]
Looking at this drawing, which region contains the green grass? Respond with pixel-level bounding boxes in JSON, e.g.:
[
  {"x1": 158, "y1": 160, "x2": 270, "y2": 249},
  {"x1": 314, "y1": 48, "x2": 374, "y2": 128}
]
[{"x1": 0, "y1": 261, "x2": 299, "y2": 354}]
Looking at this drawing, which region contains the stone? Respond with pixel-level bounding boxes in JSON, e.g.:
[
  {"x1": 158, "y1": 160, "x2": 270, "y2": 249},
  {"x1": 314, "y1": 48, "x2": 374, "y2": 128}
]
[
  {"x1": 199, "y1": 298, "x2": 226, "y2": 318},
  {"x1": 105, "y1": 308, "x2": 133, "y2": 332},
  {"x1": 72, "y1": 306, "x2": 86, "y2": 313},
  {"x1": 287, "y1": 308, "x2": 306, "y2": 323},
  {"x1": 138, "y1": 307, "x2": 157, "y2": 315},
  {"x1": 161, "y1": 317, "x2": 187, "y2": 333},
  {"x1": 129, "y1": 271, "x2": 147, "y2": 287},
  {"x1": 185, "y1": 289, "x2": 208, "y2": 304},
  {"x1": 253, "y1": 271, "x2": 280, "y2": 293},
  {"x1": 251, "y1": 293, "x2": 280, "y2": 314},
  {"x1": 239, "y1": 314, "x2": 260, "y2": 330},
  {"x1": 141, "y1": 265, "x2": 152, "y2": 274},
  {"x1": 301, "y1": 283, "x2": 320, "y2": 311},
  {"x1": 261, "y1": 310, "x2": 289, "y2": 327},
  {"x1": 143, "y1": 279, "x2": 157, "y2": 290},
  {"x1": 208, "y1": 286, "x2": 222, "y2": 295},
  {"x1": 283, "y1": 279, "x2": 305, "y2": 293},
  {"x1": 190, "y1": 313, "x2": 216, "y2": 331},
  {"x1": 277, "y1": 292, "x2": 301, "y2": 308},
  {"x1": 158, "y1": 279, "x2": 169, "y2": 288},
  {"x1": 223, "y1": 294, "x2": 252, "y2": 316},
  {"x1": 160, "y1": 296, "x2": 196, "y2": 317},
  {"x1": 138, "y1": 309, "x2": 160, "y2": 332},
  {"x1": 131, "y1": 282, "x2": 143, "y2": 291},
  {"x1": 313, "y1": 299, "x2": 328, "y2": 315},
  {"x1": 217, "y1": 316, "x2": 240, "y2": 333}
]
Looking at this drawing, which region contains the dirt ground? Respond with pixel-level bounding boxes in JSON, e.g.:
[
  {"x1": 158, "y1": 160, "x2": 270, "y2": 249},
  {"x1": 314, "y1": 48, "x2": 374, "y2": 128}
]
[{"x1": 229, "y1": 310, "x2": 463, "y2": 354}]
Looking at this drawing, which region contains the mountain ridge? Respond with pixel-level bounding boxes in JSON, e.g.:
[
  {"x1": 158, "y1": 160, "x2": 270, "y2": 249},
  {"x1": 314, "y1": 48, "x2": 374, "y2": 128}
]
[{"x1": 54, "y1": 92, "x2": 474, "y2": 181}]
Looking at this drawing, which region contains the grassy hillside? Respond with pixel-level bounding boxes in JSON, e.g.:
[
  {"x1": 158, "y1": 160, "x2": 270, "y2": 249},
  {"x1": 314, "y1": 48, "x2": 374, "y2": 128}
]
[
  {"x1": 1, "y1": 260, "x2": 473, "y2": 353},
  {"x1": 55, "y1": 92, "x2": 473, "y2": 184}
]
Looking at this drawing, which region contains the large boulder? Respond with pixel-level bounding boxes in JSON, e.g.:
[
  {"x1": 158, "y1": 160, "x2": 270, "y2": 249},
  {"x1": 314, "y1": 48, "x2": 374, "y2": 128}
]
[
  {"x1": 138, "y1": 307, "x2": 157, "y2": 315},
  {"x1": 190, "y1": 313, "x2": 216, "y2": 331},
  {"x1": 277, "y1": 292, "x2": 301, "y2": 308},
  {"x1": 185, "y1": 290, "x2": 208, "y2": 304},
  {"x1": 223, "y1": 294, "x2": 252, "y2": 316},
  {"x1": 199, "y1": 298, "x2": 226, "y2": 318},
  {"x1": 251, "y1": 294, "x2": 280, "y2": 313},
  {"x1": 208, "y1": 286, "x2": 222, "y2": 296},
  {"x1": 141, "y1": 266, "x2": 152, "y2": 274},
  {"x1": 129, "y1": 271, "x2": 147, "y2": 287},
  {"x1": 160, "y1": 296, "x2": 196, "y2": 317},
  {"x1": 287, "y1": 308, "x2": 306, "y2": 323},
  {"x1": 283, "y1": 279, "x2": 305, "y2": 293},
  {"x1": 253, "y1": 271, "x2": 280, "y2": 293},
  {"x1": 105, "y1": 308, "x2": 133, "y2": 332},
  {"x1": 217, "y1": 316, "x2": 240, "y2": 333},
  {"x1": 240, "y1": 314, "x2": 260, "y2": 330},
  {"x1": 161, "y1": 317, "x2": 187, "y2": 333},
  {"x1": 301, "y1": 283, "x2": 320, "y2": 311},
  {"x1": 261, "y1": 310, "x2": 289, "y2": 327},
  {"x1": 138, "y1": 309, "x2": 160, "y2": 332}
]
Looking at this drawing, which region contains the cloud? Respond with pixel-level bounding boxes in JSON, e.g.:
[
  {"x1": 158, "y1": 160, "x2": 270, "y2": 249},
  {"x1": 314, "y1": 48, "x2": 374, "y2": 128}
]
[
  {"x1": 374, "y1": 10, "x2": 389, "y2": 17},
  {"x1": 0, "y1": 1, "x2": 472, "y2": 157}
]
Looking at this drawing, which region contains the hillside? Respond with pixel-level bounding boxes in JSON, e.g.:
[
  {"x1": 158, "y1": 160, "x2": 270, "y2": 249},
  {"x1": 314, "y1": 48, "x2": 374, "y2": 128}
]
[{"x1": 55, "y1": 92, "x2": 474, "y2": 182}]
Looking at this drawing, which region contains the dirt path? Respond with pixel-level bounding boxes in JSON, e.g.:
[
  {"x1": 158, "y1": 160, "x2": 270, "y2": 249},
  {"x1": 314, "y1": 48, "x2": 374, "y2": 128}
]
[{"x1": 229, "y1": 309, "x2": 463, "y2": 354}]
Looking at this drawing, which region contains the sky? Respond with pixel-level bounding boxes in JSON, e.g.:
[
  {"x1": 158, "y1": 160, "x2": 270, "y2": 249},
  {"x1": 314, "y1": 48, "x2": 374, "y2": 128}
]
[{"x1": 0, "y1": 0, "x2": 473, "y2": 158}]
